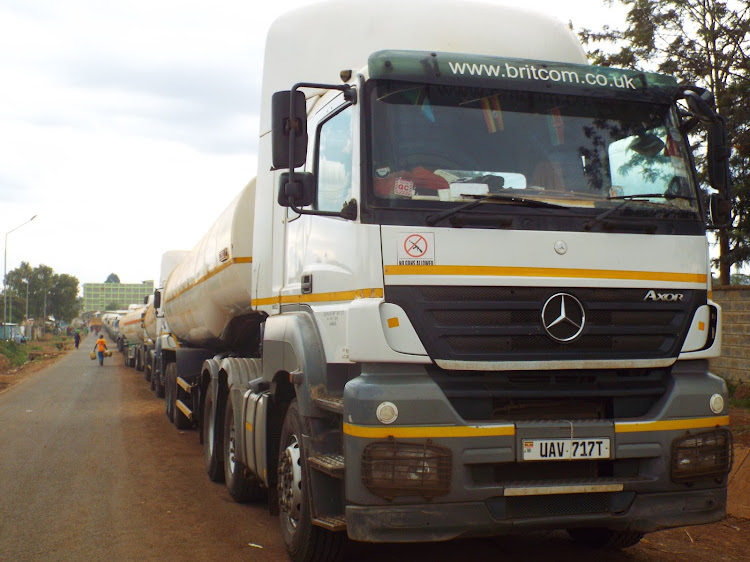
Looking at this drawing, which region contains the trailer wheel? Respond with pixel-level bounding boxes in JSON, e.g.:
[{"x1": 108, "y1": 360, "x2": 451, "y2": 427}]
[
  {"x1": 155, "y1": 361, "x2": 165, "y2": 398},
  {"x1": 135, "y1": 348, "x2": 143, "y2": 372},
  {"x1": 123, "y1": 349, "x2": 129, "y2": 367},
  {"x1": 203, "y1": 382, "x2": 224, "y2": 482},
  {"x1": 144, "y1": 354, "x2": 152, "y2": 382},
  {"x1": 278, "y1": 400, "x2": 345, "y2": 562},
  {"x1": 223, "y1": 393, "x2": 264, "y2": 502},
  {"x1": 567, "y1": 528, "x2": 644, "y2": 550},
  {"x1": 165, "y1": 362, "x2": 176, "y2": 423}
]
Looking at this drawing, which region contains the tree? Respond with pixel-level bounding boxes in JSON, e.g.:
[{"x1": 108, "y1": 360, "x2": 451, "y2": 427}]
[
  {"x1": 4, "y1": 262, "x2": 80, "y2": 324},
  {"x1": 579, "y1": 0, "x2": 750, "y2": 284},
  {"x1": 105, "y1": 273, "x2": 120, "y2": 283},
  {"x1": 105, "y1": 301, "x2": 121, "y2": 311}
]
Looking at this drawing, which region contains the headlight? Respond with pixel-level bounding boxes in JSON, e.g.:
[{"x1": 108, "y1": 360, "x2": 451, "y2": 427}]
[
  {"x1": 362, "y1": 441, "x2": 452, "y2": 499},
  {"x1": 671, "y1": 429, "x2": 733, "y2": 482}
]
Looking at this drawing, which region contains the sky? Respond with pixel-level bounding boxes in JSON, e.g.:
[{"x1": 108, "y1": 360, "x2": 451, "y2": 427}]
[{"x1": 0, "y1": 0, "x2": 626, "y2": 294}]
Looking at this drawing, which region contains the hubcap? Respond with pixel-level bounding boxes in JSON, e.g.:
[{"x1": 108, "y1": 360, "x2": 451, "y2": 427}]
[{"x1": 278, "y1": 435, "x2": 302, "y2": 527}]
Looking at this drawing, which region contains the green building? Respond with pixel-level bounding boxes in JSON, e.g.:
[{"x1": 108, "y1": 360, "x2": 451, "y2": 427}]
[{"x1": 82, "y1": 281, "x2": 154, "y2": 313}]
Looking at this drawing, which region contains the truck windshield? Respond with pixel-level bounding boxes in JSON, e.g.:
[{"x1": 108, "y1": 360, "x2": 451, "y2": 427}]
[{"x1": 367, "y1": 80, "x2": 700, "y2": 221}]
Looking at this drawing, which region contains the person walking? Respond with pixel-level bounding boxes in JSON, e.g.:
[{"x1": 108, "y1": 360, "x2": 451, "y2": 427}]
[
  {"x1": 93, "y1": 335, "x2": 107, "y2": 366},
  {"x1": 74, "y1": 331, "x2": 81, "y2": 350}
]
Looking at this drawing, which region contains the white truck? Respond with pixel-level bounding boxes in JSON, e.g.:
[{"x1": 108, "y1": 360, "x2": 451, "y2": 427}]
[
  {"x1": 117, "y1": 304, "x2": 147, "y2": 368},
  {"x1": 152, "y1": 1, "x2": 733, "y2": 560},
  {"x1": 143, "y1": 251, "x2": 188, "y2": 396}
]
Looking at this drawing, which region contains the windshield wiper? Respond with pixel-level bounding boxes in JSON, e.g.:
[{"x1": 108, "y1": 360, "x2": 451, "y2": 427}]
[
  {"x1": 583, "y1": 193, "x2": 696, "y2": 231},
  {"x1": 425, "y1": 193, "x2": 570, "y2": 226}
]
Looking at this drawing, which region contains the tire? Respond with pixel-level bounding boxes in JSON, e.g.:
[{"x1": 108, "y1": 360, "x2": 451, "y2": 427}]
[
  {"x1": 123, "y1": 350, "x2": 129, "y2": 366},
  {"x1": 223, "y1": 393, "x2": 264, "y2": 503},
  {"x1": 278, "y1": 400, "x2": 345, "y2": 562},
  {"x1": 203, "y1": 383, "x2": 225, "y2": 482},
  {"x1": 174, "y1": 378, "x2": 191, "y2": 430},
  {"x1": 165, "y1": 362, "x2": 176, "y2": 423},
  {"x1": 144, "y1": 354, "x2": 152, "y2": 382},
  {"x1": 567, "y1": 528, "x2": 644, "y2": 550},
  {"x1": 135, "y1": 348, "x2": 144, "y2": 372}
]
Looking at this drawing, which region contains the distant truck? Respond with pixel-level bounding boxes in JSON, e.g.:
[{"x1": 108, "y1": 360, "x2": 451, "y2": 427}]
[
  {"x1": 117, "y1": 304, "x2": 147, "y2": 368},
  {"x1": 150, "y1": 1, "x2": 733, "y2": 560}
]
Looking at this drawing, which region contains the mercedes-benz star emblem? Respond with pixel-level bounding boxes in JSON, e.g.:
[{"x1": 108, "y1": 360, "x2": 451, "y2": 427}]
[{"x1": 541, "y1": 293, "x2": 586, "y2": 342}]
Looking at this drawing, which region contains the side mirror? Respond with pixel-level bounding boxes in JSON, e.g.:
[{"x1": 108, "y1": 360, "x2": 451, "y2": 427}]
[
  {"x1": 272, "y1": 90, "x2": 307, "y2": 169},
  {"x1": 708, "y1": 119, "x2": 731, "y2": 196},
  {"x1": 278, "y1": 172, "x2": 315, "y2": 208},
  {"x1": 153, "y1": 290, "x2": 161, "y2": 310},
  {"x1": 709, "y1": 192, "x2": 732, "y2": 228}
]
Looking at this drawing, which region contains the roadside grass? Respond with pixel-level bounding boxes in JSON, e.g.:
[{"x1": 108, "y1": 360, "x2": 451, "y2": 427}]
[
  {"x1": 728, "y1": 380, "x2": 750, "y2": 411},
  {"x1": 1, "y1": 333, "x2": 73, "y2": 369}
]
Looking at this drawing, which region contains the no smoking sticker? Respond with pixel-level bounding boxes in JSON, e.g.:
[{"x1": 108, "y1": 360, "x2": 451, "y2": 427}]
[{"x1": 398, "y1": 233, "x2": 435, "y2": 265}]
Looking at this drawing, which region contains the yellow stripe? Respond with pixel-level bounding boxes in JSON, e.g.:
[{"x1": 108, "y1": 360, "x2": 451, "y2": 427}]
[
  {"x1": 245, "y1": 421, "x2": 253, "y2": 432},
  {"x1": 384, "y1": 265, "x2": 706, "y2": 284},
  {"x1": 344, "y1": 416, "x2": 728, "y2": 439},
  {"x1": 252, "y1": 288, "x2": 384, "y2": 308},
  {"x1": 343, "y1": 422, "x2": 515, "y2": 439},
  {"x1": 166, "y1": 256, "x2": 253, "y2": 303},
  {"x1": 615, "y1": 416, "x2": 729, "y2": 433}
]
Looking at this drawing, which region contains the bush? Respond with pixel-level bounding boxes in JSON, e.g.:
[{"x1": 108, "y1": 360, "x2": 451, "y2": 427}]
[{"x1": 0, "y1": 341, "x2": 28, "y2": 368}]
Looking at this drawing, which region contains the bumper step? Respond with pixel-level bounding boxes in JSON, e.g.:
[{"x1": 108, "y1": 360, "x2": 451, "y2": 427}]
[
  {"x1": 313, "y1": 515, "x2": 346, "y2": 532},
  {"x1": 309, "y1": 454, "x2": 345, "y2": 478}
]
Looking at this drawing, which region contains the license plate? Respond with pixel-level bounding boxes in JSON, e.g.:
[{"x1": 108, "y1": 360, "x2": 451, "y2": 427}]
[{"x1": 522, "y1": 438, "x2": 610, "y2": 461}]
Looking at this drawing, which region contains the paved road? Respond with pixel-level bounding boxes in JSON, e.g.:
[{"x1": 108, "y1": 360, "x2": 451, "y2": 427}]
[
  {"x1": 0, "y1": 336, "x2": 288, "y2": 561},
  {"x1": 2, "y1": 336, "x2": 738, "y2": 561}
]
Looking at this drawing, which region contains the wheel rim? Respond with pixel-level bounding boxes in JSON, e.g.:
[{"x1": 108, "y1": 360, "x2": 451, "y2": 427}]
[{"x1": 278, "y1": 435, "x2": 302, "y2": 528}]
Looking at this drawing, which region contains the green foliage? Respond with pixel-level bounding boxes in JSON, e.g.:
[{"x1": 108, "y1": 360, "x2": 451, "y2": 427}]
[
  {"x1": 105, "y1": 301, "x2": 121, "y2": 311},
  {"x1": 105, "y1": 273, "x2": 120, "y2": 283},
  {"x1": 4, "y1": 262, "x2": 80, "y2": 323},
  {"x1": 578, "y1": 0, "x2": 750, "y2": 284},
  {"x1": 0, "y1": 341, "x2": 28, "y2": 368}
]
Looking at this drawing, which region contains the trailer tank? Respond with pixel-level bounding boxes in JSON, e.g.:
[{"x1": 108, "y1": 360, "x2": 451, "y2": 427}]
[
  {"x1": 163, "y1": 180, "x2": 256, "y2": 347},
  {"x1": 119, "y1": 305, "x2": 146, "y2": 345}
]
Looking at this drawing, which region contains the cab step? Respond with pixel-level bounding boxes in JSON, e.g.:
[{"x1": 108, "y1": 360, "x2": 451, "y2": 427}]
[
  {"x1": 313, "y1": 515, "x2": 346, "y2": 532},
  {"x1": 308, "y1": 454, "x2": 345, "y2": 478},
  {"x1": 312, "y1": 395, "x2": 343, "y2": 414}
]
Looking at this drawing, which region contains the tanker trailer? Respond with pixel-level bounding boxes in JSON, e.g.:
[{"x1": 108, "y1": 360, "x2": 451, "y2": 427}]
[
  {"x1": 118, "y1": 304, "x2": 147, "y2": 368},
  {"x1": 154, "y1": 180, "x2": 258, "y2": 430},
  {"x1": 143, "y1": 251, "x2": 188, "y2": 392}
]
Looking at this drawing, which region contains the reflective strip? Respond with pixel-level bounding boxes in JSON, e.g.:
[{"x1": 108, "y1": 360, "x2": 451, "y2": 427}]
[
  {"x1": 383, "y1": 265, "x2": 706, "y2": 284},
  {"x1": 253, "y1": 288, "x2": 384, "y2": 308},
  {"x1": 166, "y1": 257, "x2": 253, "y2": 303},
  {"x1": 615, "y1": 416, "x2": 730, "y2": 433},
  {"x1": 343, "y1": 422, "x2": 515, "y2": 439},
  {"x1": 504, "y1": 483, "x2": 623, "y2": 496},
  {"x1": 175, "y1": 400, "x2": 192, "y2": 419},
  {"x1": 245, "y1": 421, "x2": 253, "y2": 432},
  {"x1": 176, "y1": 377, "x2": 191, "y2": 393}
]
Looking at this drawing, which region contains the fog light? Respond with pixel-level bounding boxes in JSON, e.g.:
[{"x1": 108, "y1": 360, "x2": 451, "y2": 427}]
[
  {"x1": 362, "y1": 441, "x2": 451, "y2": 499},
  {"x1": 710, "y1": 394, "x2": 724, "y2": 414},
  {"x1": 671, "y1": 429, "x2": 733, "y2": 482},
  {"x1": 376, "y1": 402, "x2": 398, "y2": 425}
]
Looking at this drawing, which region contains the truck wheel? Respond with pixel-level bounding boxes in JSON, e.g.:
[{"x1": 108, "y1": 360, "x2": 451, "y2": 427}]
[
  {"x1": 149, "y1": 358, "x2": 157, "y2": 390},
  {"x1": 278, "y1": 400, "x2": 345, "y2": 562},
  {"x1": 165, "y1": 362, "x2": 176, "y2": 423},
  {"x1": 203, "y1": 383, "x2": 225, "y2": 482},
  {"x1": 567, "y1": 528, "x2": 644, "y2": 550},
  {"x1": 223, "y1": 393, "x2": 264, "y2": 502},
  {"x1": 144, "y1": 355, "x2": 151, "y2": 382},
  {"x1": 123, "y1": 350, "x2": 129, "y2": 367},
  {"x1": 135, "y1": 348, "x2": 143, "y2": 372}
]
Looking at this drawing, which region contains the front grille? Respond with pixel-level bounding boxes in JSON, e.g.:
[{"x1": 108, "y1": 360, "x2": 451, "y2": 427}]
[
  {"x1": 429, "y1": 368, "x2": 669, "y2": 421},
  {"x1": 385, "y1": 286, "x2": 702, "y2": 363},
  {"x1": 505, "y1": 493, "x2": 611, "y2": 518}
]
